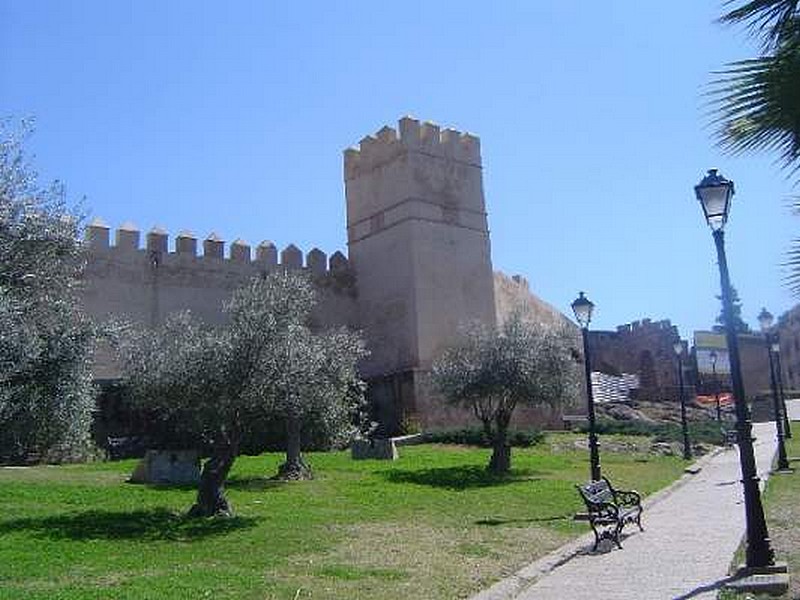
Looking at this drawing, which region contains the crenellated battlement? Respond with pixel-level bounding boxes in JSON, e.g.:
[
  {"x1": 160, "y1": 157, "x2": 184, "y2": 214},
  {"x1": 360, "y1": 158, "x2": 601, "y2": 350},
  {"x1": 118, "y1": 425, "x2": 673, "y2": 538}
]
[
  {"x1": 615, "y1": 318, "x2": 678, "y2": 337},
  {"x1": 84, "y1": 219, "x2": 350, "y2": 275},
  {"x1": 344, "y1": 116, "x2": 481, "y2": 180}
]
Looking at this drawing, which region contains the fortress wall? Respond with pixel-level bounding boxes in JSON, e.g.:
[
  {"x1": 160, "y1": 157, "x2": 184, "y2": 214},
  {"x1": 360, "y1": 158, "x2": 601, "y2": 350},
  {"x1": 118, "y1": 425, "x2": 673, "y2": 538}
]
[
  {"x1": 410, "y1": 217, "x2": 495, "y2": 371},
  {"x1": 345, "y1": 118, "x2": 496, "y2": 434},
  {"x1": 494, "y1": 272, "x2": 584, "y2": 425},
  {"x1": 345, "y1": 222, "x2": 418, "y2": 378},
  {"x1": 411, "y1": 377, "x2": 568, "y2": 431},
  {"x1": 589, "y1": 318, "x2": 682, "y2": 401},
  {"x1": 82, "y1": 221, "x2": 358, "y2": 378},
  {"x1": 345, "y1": 117, "x2": 495, "y2": 377},
  {"x1": 344, "y1": 118, "x2": 482, "y2": 227},
  {"x1": 494, "y1": 272, "x2": 577, "y2": 330},
  {"x1": 777, "y1": 305, "x2": 800, "y2": 391},
  {"x1": 83, "y1": 117, "x2": 581, "y2": 434},
  {"x1": 394, "y1": 274, "x2": 584, "y2": 432}
]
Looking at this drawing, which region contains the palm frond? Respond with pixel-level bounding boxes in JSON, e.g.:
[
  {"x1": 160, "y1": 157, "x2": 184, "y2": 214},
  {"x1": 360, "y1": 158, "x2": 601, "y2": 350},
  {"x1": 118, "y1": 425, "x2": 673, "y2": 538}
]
[
  {"x1": 783, "y1": 236, "x2": 800, "y2": 294},
  {"x1": 708, "y1": 40, "x2": 800, "y2": 169},
  {"x1": 720, "y1": 0, "x2": 800, "y2": 48}
]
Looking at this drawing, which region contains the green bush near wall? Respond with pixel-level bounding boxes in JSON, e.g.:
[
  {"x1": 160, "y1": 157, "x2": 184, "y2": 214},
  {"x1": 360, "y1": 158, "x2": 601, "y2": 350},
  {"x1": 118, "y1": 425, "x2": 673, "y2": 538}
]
[{"x1": 424, "y1": 427, "x2": 545, "y2": 447}]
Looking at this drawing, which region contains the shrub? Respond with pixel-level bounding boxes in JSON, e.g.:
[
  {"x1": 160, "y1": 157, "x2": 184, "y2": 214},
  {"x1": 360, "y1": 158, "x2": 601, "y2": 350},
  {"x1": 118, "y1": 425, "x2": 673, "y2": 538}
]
[{"x1": 425, "y1": 426, "x2": 544, "y2": 448}]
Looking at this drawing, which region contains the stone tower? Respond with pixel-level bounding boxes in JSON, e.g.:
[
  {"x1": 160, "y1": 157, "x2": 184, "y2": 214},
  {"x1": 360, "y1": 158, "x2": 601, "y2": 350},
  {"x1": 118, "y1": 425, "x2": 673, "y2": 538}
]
[{"x1": 344, "y1": 117, "x2": 496, "y2": 431}]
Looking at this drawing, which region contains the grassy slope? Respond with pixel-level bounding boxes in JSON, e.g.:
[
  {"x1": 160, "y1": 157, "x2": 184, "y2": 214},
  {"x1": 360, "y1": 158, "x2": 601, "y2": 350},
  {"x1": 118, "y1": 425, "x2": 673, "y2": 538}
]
[
  {"x1": 762, "y1": 429, "x2": 800, "y2": 599},
  {"x1": 720, "y1": 421, "x2": 800, "y2": 600},
  {"x1": 0, "y1": 434, "x2": 686, "y2": 600}
]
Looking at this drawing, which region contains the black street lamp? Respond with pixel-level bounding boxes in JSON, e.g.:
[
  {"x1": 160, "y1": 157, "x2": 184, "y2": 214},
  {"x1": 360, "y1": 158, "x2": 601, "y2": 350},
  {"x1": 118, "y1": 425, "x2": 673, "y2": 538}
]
[
  {"x1": 572, "y1": 291, "x2": 601, "y2": 482},
  {"x1": 673, "y1": 341, "x2": 692, "y2": 460},
  {"x1": 695, "y1": 168, "x2": 776, "y2": 569},
  {"x1": 772, "y1": 343, "x2": 792, "y2": 439},
  {"x1": 757, "y1": 308, "x2": 791, "y2": 472},
  {"x1": 710, "y1": 349, "x2": 722, "y2": 422}
]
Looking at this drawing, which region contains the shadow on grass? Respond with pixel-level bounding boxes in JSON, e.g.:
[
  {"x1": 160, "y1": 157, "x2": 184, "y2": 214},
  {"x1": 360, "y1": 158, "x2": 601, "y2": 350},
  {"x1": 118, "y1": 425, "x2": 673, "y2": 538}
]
[
  {"x1": 475, "y1": 514, "x2": 572, "y2": 526},
  {"x1": 381, "y1": 465, "x2": 542, "y2": 490},
  {"x1": 0, "y1": 508, "x2": 258, "y2": 542},
  {"x1": 226, "y1": 476, "x2": 290, "y2": 491},
  {"x1": 137, "y1": 482, "x2": 197, "y2": 491},
  {"x1": 133, "y1": 475, "x2": 290, "y2": 493}
]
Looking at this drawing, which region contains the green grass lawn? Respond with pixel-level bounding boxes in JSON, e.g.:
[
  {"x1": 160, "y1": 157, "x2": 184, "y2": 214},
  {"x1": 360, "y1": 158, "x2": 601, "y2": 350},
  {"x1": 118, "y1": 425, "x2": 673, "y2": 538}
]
[
  {"x1": 0, "y1": 433, "x2": 688, "y2": 600},
  {"x1": 722, "y1": 422, "x2": 800, "y2": 600}
]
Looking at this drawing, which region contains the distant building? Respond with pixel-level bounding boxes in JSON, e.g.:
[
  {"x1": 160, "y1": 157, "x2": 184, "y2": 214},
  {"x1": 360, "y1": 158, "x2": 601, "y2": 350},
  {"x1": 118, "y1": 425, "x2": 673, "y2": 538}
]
[{"x1": 694, "y1": 330, "x2": 771, "y2": 401}]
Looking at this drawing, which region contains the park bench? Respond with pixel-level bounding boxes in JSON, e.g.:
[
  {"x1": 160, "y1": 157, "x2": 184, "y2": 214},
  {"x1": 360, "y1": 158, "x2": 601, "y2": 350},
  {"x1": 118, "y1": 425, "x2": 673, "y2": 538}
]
[{"x1": 576, "y1": 477, "x2": 643, "y2": 550}]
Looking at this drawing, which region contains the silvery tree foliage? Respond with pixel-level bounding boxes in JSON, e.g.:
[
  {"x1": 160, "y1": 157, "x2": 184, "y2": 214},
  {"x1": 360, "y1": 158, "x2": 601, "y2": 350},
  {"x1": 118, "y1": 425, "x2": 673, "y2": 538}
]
[
  {"x1": 0, "y1": 120, "x2": 96, "y2": 463},
  {"x1": 117, "y1": 272, "x2": 368, "y2": 516},
  {"x1": 432, "y1": 313, "x2": 579, "y2": 474}
]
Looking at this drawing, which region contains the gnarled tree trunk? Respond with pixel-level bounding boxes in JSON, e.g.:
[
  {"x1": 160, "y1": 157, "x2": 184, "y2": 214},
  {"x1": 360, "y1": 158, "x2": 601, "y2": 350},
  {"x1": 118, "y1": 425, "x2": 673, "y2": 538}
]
[
  {"x1": 188, "y1": 442, "x2": 237, "y2": 517},
  {"x1": 274, "y1": 414, "x2": 313, "y2": 480},
  {"x1": 488, "y1": 428, "x2": 511, "y2": 474},
  {"x1": 487, "y1": 406, "x2": 512, "y2": 474}
]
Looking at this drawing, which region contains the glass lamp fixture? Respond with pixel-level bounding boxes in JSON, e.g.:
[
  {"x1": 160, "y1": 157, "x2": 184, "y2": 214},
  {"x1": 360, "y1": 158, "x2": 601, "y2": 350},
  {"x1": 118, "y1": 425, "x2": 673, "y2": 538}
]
[
  {"x1": 758, "y1": 307, "x2": 774, "y2": 332},
  {"x1": 571, "y1": 292, "x2": 594, "y2": 329},
  {"x1": 695, "y1": 169, "x2": 735, "y2": 231}
]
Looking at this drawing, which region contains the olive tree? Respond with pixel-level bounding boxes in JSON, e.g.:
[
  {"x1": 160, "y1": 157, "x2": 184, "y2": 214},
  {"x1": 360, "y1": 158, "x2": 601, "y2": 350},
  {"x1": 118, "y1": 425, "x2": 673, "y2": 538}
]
[
  {"x1": 0, "y1": 120, "x2": 96, "y2": 463},
  {"x1": 431, "y1": 314, "x2": 579, "y2": 474},
  {"x1": 269, "y1": 324, "x2": 368, "y2": 480},
  {"x1": 117, "y1": 272, "x2": 367, "y2": 516}
]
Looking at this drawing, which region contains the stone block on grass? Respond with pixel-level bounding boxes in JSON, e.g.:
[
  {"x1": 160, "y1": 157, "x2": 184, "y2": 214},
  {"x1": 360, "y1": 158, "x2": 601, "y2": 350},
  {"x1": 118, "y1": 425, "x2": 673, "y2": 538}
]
[
  {"x1": 351, "y1": 438, "x2": 399, "y2": 460},
  {"x1": 129, "y1": 449, "x2": 201, "y2": 485}
]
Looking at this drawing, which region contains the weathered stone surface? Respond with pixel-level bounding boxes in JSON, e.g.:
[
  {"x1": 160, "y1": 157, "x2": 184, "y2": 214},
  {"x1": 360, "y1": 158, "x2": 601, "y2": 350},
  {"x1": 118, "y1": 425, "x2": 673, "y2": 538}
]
[
  {"x1": 129, "y1": 449, "x2": 201, "y2": 485},
  {"x1": 77, "y1": 118, "x2": 581, "y2": 434},
  {"x1": 724, "y1": 573, "x2": 789, "y2": 596},
  {"x1": 351, "y1": 438, "x2": 399, "y2": 460}
]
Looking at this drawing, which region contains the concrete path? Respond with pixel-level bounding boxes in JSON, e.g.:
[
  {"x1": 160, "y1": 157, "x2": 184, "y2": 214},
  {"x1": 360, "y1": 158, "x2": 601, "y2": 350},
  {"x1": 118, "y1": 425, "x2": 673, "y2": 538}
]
[{"x1": 472, "y1": 403, "x2": 798, "y2": 600}]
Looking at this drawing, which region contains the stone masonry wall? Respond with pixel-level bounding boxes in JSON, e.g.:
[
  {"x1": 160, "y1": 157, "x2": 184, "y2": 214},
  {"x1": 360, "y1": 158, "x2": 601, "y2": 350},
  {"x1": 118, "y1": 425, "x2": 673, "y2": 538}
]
[
  {"x1": 344, "y1": 117, "x2": 495, "y2": 379},
  {"x1": 344, "y1": 117, "x2": 498, "y2": 433},
  {"x1": 589, "y1": 318, "x2": 683, "y2": 401},
  {"x1": 410, "y1": 273, "x2": 583, "y2": 432},
  {"x1": 82, "y1": 221, "x2": 359, "y2": 379},
  {"x1": 81, "y1": 117, "x2": 583, "y2": 434},
  {"x1": 778, "y1": 304, "x2": 800, "y2": 392}
]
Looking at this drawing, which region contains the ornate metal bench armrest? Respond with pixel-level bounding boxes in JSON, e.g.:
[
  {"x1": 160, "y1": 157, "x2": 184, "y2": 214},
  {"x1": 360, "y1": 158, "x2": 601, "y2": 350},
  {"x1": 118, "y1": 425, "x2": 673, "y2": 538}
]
[
  {"x1": 613, "y1": 489, "x2": 641, "y2": 507},
  {"x1": 586, "y1": 501, "x2": 620, "y2": 522}
]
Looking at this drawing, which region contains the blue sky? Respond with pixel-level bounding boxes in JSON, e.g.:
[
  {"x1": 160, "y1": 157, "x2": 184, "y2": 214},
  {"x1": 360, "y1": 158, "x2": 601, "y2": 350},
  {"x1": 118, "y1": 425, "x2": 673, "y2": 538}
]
[{"x1": 2, "y1": 1, "x2": 797, "y2": 339}]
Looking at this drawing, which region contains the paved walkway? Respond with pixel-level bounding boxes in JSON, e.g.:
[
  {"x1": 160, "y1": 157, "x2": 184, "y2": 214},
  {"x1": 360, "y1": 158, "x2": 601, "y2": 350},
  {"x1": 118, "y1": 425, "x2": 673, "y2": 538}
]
[{"x1": 472, "y1": 402, "x2": 798, "y2": 600}]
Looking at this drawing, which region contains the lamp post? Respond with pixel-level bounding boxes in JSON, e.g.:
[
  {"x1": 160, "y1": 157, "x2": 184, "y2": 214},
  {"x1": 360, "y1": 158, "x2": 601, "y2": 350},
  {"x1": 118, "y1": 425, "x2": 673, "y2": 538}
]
[
  {"x1": 710, "y1": 349, "x2": 722, "y2": 422},
  {"x1": 757, "y1": 308, "x2": 791, "y2": 472},
  {"x1": 572, "y1": 291, "x2": 601, "y2": 482},
  {"x1": 772, "y1": 342, "x2": 792, "y2": 439},
  {"x1": 695, "y1": 168, "x2": 775, "y2": 569},
  {"x1": 673, "y1": 341, "x2": 692, "y2": 460}
]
